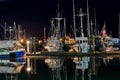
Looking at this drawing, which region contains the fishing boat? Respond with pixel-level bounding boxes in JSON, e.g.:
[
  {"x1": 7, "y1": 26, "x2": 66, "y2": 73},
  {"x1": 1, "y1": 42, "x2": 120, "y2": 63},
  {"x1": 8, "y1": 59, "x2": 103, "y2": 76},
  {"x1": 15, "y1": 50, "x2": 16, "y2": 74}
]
[
  {"x1": 0, "y1": 22, "x2": 26, "y2": 58},
  {"x1": 0, "y1": 40, "x2": 25, "y2": 58},
  {"x1": 44, "y1": 3, "x2": 66, "y2": 52},
  {"x1": 98, "y1": 22, "x2": 120, "y2": 52},
  {"x1": 72, "y1": 0, "x2": 89, "y2": 52},
  {"x1": 72, "y1": 0, "x2": 120, "y2": 53},
  {"x1": 44, "y1": 37, "x2": 63, "y2": 52}
]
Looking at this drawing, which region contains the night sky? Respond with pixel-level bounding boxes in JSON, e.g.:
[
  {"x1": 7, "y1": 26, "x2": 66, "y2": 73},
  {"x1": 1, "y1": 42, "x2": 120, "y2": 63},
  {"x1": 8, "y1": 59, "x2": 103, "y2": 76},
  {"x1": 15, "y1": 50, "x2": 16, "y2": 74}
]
[{"x1": 0, "y1": 0, "x2": 120, "y2": 38}]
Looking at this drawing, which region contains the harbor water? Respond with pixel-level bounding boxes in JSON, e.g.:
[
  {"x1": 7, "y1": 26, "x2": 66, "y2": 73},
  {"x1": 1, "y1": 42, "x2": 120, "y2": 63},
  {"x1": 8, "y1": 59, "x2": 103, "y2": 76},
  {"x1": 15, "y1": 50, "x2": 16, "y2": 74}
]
[{"x1": 1, "y1": 54, "x2": 120, "y2": 80}]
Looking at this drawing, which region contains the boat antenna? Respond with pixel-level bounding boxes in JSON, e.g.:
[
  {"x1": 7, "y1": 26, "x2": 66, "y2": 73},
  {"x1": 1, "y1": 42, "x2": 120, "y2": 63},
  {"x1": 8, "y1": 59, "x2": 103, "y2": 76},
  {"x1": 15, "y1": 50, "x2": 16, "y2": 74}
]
[{"x1": 73, "y1": 0, "x2": 76, "y2": 38}]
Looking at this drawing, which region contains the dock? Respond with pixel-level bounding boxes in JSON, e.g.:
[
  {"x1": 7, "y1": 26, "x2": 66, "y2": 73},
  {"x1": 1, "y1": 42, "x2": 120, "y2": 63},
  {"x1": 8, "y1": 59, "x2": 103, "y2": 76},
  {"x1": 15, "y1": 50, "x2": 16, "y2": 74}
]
[{"x1": 26, "y1": 51, "x2": 120, "y2": 58}]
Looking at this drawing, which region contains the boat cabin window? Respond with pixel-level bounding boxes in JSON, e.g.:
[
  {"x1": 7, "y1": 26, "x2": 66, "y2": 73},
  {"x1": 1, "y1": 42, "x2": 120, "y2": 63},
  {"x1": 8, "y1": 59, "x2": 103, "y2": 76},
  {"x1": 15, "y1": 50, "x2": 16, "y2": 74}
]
[
  {"x1": 76, "y1": 41, "x2": 79, "y2": 43},
  {"x1": 80, "y1": 41, "x2": 82, "y2": 43},
  {"x1": 83, "y1": 40, "x2": 85, "y2": 43},
  {"x1": 83, "y1": 40, "x2": 87, "y2": 43}
]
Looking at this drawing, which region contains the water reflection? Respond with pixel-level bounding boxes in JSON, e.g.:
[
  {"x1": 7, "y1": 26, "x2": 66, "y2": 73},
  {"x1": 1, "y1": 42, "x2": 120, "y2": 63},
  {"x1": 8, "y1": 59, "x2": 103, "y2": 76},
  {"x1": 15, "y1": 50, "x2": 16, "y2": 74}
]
[
  {"x1": 0, "y1": 58, "x2": 26, "y2": 80},
  {"x1": 45, "y1": 58, "x2": 65, "y2": 80},
  {"x1": 26, "y1": 57, "x2": 37, "y2": 74},
  {"x1": 73, "y1": 57, "x2": 89, "y2": 80},
  {"x1": 1, "y1": 55, "x2": 120, "y2": 80},
  {"x1": 26, "y1": 56, "x2": 97, "y2": 80}
]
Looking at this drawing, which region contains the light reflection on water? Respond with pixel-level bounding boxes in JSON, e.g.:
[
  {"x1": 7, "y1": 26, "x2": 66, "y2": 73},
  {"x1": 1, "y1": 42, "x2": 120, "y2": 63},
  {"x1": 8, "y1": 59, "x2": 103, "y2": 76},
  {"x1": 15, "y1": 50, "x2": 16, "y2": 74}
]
[{"x1": 1, "y1": 55, "x2": 120, "y2": 80}]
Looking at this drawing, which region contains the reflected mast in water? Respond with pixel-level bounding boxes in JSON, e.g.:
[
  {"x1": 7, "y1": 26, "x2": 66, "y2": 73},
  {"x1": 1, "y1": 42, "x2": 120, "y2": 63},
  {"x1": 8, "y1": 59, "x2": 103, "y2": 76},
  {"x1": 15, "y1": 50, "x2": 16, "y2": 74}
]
[
  {"x1": 73, "y1": 56, "x2": 97, "y2": 80},
  {"x1": 73, "y1": 57, "x2": 89, "y2": 80},
  {"x1": 45, "y1": 58, "x2": 66, "y2": 80}
]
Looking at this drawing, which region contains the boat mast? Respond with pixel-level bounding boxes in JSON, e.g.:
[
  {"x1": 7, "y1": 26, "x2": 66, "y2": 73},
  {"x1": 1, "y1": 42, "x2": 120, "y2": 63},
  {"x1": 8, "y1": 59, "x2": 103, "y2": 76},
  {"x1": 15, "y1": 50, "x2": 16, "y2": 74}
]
[
  {"x1": 77, "y1": 8, "x2": 85, "y2": 37},
  {"x1": 94, "y1": 9, "x2": 97, "y2": 36},
  {"x1": 54, "y1": 3, "x2": 63, "y2": 38},
  {"x1": 90, "y1": 20, "x2": 94, "y2": 36},
  {"x1": 64, "y1": 18, "x2": 66, "y2": 37},
  {"x1": 23, "y1": 29, "x2": 26, "y2": 40},
  {"x1": 86, "y1": 0, "x2": 90, "y2": 37},
  {"x1": 18, "y1": 24, "x2": 26, "y2": 41},
  {"x1": 52, "y1": 1, "x2": 66, "y2": 39},
  {"x1": 44, "y1": 26, "x2": 46, "y2": 43},
  {"x1": 118, "y1": 13, "x2": 120, "y2": 40},
  {"x1": 73, "y1": 0, "x2": 76, "y2": 38},
  {"x1": 50, "y1": 19, "x2": 54, "y2": 37},
  {"x1": 4, "y1": 22, "x2": 7, "y2": 40},
  {"x1": 56, "y1": 3, "x2": 61, "y2": 38},
  {"x1": 13, "y1": 22, "x2": 17, "y2": 40},
  {"x1": 18, "y1": 24, "x2": 22, "y2": 41}
]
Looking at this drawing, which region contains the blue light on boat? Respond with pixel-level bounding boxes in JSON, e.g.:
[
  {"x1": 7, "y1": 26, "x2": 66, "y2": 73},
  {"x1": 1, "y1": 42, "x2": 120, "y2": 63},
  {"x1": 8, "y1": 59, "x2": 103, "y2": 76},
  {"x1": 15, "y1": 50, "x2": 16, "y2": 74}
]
[
  {"x1": 10, "y1": 51, "x2": 25, "y2": 58},
  {"x1": 15, "y1": 51, "x2": 25, "y2": 57}
]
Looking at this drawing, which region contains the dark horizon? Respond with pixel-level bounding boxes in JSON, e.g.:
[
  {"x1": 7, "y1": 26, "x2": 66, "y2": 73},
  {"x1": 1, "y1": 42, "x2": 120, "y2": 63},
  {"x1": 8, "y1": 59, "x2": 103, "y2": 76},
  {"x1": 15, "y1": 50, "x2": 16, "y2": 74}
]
[{"x1": 0, "y1": 0, "x2": 120, "y2": 39}]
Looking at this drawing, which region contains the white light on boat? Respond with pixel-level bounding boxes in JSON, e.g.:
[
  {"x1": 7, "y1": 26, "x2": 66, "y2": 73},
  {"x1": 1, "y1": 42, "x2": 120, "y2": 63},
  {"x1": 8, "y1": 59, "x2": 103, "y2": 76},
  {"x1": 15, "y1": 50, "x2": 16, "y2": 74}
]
[
  {"x1": 26, "y1": 67, "x2": 31, "y2": 72},
  {"x1": 27, "y1": 40, "x2": 30, "y2": 44},
  {"x1": 26, "y1": 40, "x2": 30, "y2": 53}
]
